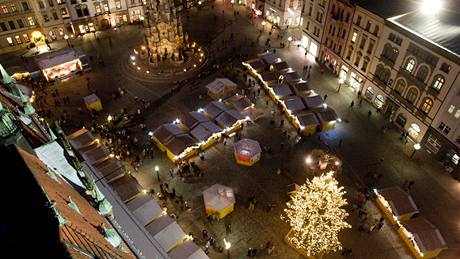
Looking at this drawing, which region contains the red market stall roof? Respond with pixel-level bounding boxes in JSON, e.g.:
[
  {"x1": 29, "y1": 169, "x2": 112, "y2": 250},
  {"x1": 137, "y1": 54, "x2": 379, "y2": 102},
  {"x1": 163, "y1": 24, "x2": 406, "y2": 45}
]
[
  {"x1": 400, "y1": 217, "x2": 447, "y2": 254},
  {"x1": 377, "y1": 187, "x2": 419, "y2": 218},
  {"x1": 293, "y1": 110, "x2": 320, "y2": 128},
  {"x1": 182, "y1": 111, "x2": 210, "y2": 130},
  {"x1": 204, "y1": 101, "x2": 231, "y2": 118},
  {"x1": 313, "y1": 107, "x2": 338, "y2": 124},
  {"x1": 153, "y1": 123, "x2": 186, "y2": 144},
  {"x1": 272, "y1": 84, "x2": 293, "y2": 98},
  {"x1": 108, "y1": 175, "x2": 142, "y2": 203},
  {"x1": 244, "y1": 58, "x2": 266, "y2": 71},
  {"x1": 258, "y1": 51, "x2": 282, "y2": 65},
  {"x1": 164, "y1": 134, "x2": 197, "y2": 156},
  {"x1": 302, "y1": 93, "x2": 324, "y2": 109},
  {"x1": 216, "y1": 109, "x2": 244, "y2": 128},
  {"x1": 283, "y1": 96, "x2": 306, "y2": 112}
]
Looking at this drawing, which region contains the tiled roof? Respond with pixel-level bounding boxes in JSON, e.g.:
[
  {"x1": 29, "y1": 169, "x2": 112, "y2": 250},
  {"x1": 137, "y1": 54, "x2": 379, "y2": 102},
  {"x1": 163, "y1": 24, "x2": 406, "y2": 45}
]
[{"x1": 17, "y1": 147, "x2": 135, "y2": 259}]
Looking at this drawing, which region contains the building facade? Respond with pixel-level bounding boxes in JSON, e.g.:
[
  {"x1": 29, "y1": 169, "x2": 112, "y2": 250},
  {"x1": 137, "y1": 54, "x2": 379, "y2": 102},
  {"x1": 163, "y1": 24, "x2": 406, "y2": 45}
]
[
  {"x1": 319, "y1": 0, "x2": 354, "y2": 74},
  {"x1": 263, "y1": 0, "x2": 302, "y2": 29},
  {"x1": 32, "y1": 0, "x2": 70, "y2": 42},
  {"x1": 300, "y1": 0, "x2": 329, "y2": 58}
]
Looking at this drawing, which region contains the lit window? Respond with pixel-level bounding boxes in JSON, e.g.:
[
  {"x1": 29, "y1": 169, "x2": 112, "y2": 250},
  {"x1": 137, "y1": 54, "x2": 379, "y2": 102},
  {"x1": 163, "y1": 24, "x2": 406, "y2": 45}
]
[
  {"x1": 23, "y1": 34, "x2": 29, "y2": 42},
  {"x1": 432, "y1": 76, "x2": 445, "y2": 91},
  {"x1": 351, "y1": 31, "x2": 357, "y2": 43},
  {"x1": 405, "y1": 58, "x2": 415, "y2": 73},
  {"x1": 116, "y1": 0, "x2": 122, "y2": 9},
  {"x1": 455, "y1": 110, "x2": 460, "y2": 119},
  {"x1": 95, "y1": 4, "x2": 101, "y2": 14},
  {"x1": 1, "y1": 5, "x2": 9, "y2": 14},
  {"x1": 27, "y1": 17, "x2": 35, "y2": 26},
  {"x1": 15, "y1": 35, "x2": 21, "y2": 44},
  {"x1": 420, "y1": 98, "x2": 433, "y2": 114},
  {"x1": 6, "y1": 37, "x2": 13, "y2": 46},
  {"x1": 448, "y1": 105, "x2": 455, "y2": 114}
]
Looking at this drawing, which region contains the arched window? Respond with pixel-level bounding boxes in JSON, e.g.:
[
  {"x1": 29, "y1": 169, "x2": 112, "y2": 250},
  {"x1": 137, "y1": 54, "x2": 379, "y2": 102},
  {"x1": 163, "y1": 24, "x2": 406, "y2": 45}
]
[
  {"x1": 406, "y1": 87, "x2": 418, "y2": 104},
  {"x1": 432, "y1": 75, "x2": 445, "y2": 91},
  {"x1": 405, "y1": 58, "x2": 415, "y2": 73},
  {"x1": 421, "y1": 98, "x2": 433, "y2": 114},
  {"x1": 416, "y1": 65, "x2": 429, "y2": 82},
  {"x1": 395, "y1": 79, "x2": 406, "y2": 95}
]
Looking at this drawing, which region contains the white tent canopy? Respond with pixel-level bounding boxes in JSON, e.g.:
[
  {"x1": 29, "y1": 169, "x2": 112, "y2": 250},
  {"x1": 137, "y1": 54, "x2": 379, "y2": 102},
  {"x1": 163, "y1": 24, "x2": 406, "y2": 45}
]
[
  {"x1": 203, "y1": 184, "x2": 235, "y2": 211},
  {"x1": 145, "y1": 215, "x2": 186, "y2": 252},
  {"x1": 206, "y1": 78, "x2": 236, "y2": 99},
  {"x1": 67, "y1": 128, "x2": 96, "y2": 151},
  {"x1": 126, "y1": 196, "x2": 163, "y2": 226},
  {"x1": 91, "y1": 158, "x2": 124, "y2": 183},
  {"x1": 168, "y1": 240, "x2": 208, "y2": 259}
]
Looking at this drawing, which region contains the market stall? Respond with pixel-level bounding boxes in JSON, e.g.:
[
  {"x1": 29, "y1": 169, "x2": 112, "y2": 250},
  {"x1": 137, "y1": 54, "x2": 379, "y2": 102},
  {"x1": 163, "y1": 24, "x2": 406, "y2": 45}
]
[
  {"x1": 206, "y1": 78, "x2": 237, "y2": 100},
  {"x1": 83, "y1": 94, "x2": 103, "y2": 112},
  {"x1": 109, "y1": 175, "x2": 142, "y2": 203},
  {"x1": 259, "y1": 71, "x2": 278, "y2": 86},
  {"x1": 270, "y1": 61, "x2": 290, "y2": 74},
  {"x1": 290, "y1": 80, "x2": 310, "y2": 95},
  {"x1": 163, "y1": 134, "x2": 198, "y2": 162},
  {"x1": 398, "y1": 216, "x2": 447, "y2": 259},
  {"x1": 67, "y1": 127, "x2": 97, "y2": 151},
  {"x1": 279, "y1": 69, "x2": 301, "y2": 84},
  {"x1": 374, "y1": 187, "x2": 420, "y2": 225},
  {"x1": 126, "y1": 195, "x2": 164, "y2": 226},
  {"x1": 234, "y1": 138, "x2": 261, "y2": 166},
  {"x1": 302, "y1": 92, "x2": 324, "y2": 109},
  {"x1": 225, "y1": 94, "x2": 253, "y2": 112},
  {"x1": 283, "y1": 96, "x2": 306, "y2": 114},
  {"x1": 91, "y1": 157, "x2": 125, "y2": 183},
  {"x1": 244, "y1": 59, "x2": 266, "y2": 73},
  {"x1": 190, "y1": 121, "x2": 222, "y2": 149},
  {"x1": 168, "y1": 240, "x2": 208, "y2": 259},
  {"x1": 270, "y1": 84, "x2": 293, "y2": 101},
  {"x1": 36, "y1": 48, "x2": 83, "y2": 81},
  {"x1": 81, "y1": 144, "x2": 110, "y2": 165},
  {"x1": 152, "y1": 123, "x2": 187, "y2": 152},
  {"x1": 313, "y1": 107, "x2": 338, "y2": 131},
  {"x1": 203, "y1": 184, "x2": 235, "y2": 218},
  {"x1": 145, "y1": 215, "x2": 187, "y2": 252},
  {"x1": 258, "y1": 51, "x2": 281, "y2": 66},
  {"x1": 203, "y1": 100, "x2": 231, "y2": 119},
  {"x1": 215, "y1": 109, "x2": 244, "y2": 133},
  {"x1": 182, "y1": 111, "x2": 211, "y2": 130},
  {"x1": 293, "y1": 110, "x2": 320, "y2": 135}
]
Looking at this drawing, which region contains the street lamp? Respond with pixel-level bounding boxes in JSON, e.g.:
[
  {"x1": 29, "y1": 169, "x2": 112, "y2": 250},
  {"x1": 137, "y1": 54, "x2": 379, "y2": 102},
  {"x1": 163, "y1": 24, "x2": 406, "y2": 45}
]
[
  {"x1": 261, "y1": 20, "x2": 266, "y2": 31},
  {"x1": 64, "y1": 34, "x2": 71, "y2": 47},
  {"x1": 410, "y1": 143, "x2": 421, "y2": 159},
  {"x1": 107, "y1": 114, "x2": 113, "y2": 122},
  {"x1": 224, "y1": 238, "x2": 231, "y2": 258},
  {"x1": 288, "y1": 36, "x2": 292, "y2": 48},
  {"x1": 155, "y1": 165, "x2": 160, "y2": 182},
  {"x1": 305, "y1": 156, "x2": 312, "y2": 164}
]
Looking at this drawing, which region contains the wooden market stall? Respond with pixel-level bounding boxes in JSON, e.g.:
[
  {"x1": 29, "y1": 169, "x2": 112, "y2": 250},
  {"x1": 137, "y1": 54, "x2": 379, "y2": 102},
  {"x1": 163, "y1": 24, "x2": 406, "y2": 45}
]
[
  {"x1": 243, "y1": 59, "x2": 266, "y2": 74},
  {"x1": 203, "y1": 100, "x2": 231, "y2": 119},
  {"x1": 152, "y1": 123, "x2": 187, "y2": 152},
  {"x1": 234, "y1": 138, "x2": 261, "y2": 166},
  {"x1": 205, "y1": 78, "x2": 236, "y2": 100},
  {"x1": 398, "y1": 217, "x2": 447, "y2": 259},
  {"x1": 259, "y1": 71, "x2": 278, "y2": 86},
  {"x1": 84, "y1": 94, "x2": 102, "y2": 112},
  {"x1": 145, "y1": 215, "x2": 187, "y2": 252},
  {"x1": 163, "y1": 134, "x2": 198, "y2": 162},
  {"x1": 270, "y1": 84, "x2": 293, "y2": 101},
  {"x1": 302, "y1": 92, "x2": 325, "y2": 109},
  {"x1": 109, "y1": 175, "x2": 142, "y2": 203},
  {"x1": 290, "y1": 80, "x2": 310, "y2": 96},
  {"x1": 203, "y1": 184, "x2": 235, "y2": 218},
  {"x1": 279, "y1": 69, "x2": 301, "y2": 85},
  {"x1": 190, "y1": 121, "x2": 223, "y2": 149},
  {"x1": 374, "y1": 187, "x2": 420, "y2": 225},
  {"x1": 126, "y1": 195, "x2": 164, "y2": 226},
  {"x1": 181, "y1": 111, "x2": 211, "y2": 130},
  {"x1": 258, "y1": 51, "x2": 281, "y2": 66},
  {"x1": 225, "y1": 94, "x2": 253, "y2": 112},
  {"x1": 293, "y1": 110, "x2": 320, "y2": 135},
  {"x1": 215, "y1": 109, "x2": 244, "y2": 133},
  {"x1": 313, "y1": 107, "x2": 339, "y2": 131},
  {"x1": 270, "y1": 61, "x2": 290, "y2": 74}
]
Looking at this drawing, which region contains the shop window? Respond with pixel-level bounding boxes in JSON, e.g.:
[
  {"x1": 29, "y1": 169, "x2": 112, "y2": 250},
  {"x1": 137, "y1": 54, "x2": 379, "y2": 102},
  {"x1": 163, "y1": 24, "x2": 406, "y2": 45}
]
[
  {"x1": 394, "y1": 79, "x2": 405, "y2": 95},
  {"x1": 375, "y1": 95, "x2": 384, "y2": 108},
  {"x1": 365, "y1": 86, "x2": 374, "y2": 100},
  {"x1": 405, "y1": 58, "x2": 415, "y2": 73},
  {"x1": 426, "y1": 134, "x2": 441, "y2": 154},
  {"x1": 448, "y1": 105, "x2": 455, "y2": 114},
  {"x1": 395, "y1": 113, "x2": 406, "y2": 128},
  {"x1": 432, "y1": 75, "x2": 445, "y2": 91},
  {"x1": 351, "y1": 31, "x2": 357, "y2": 43},
  {"x1": 1, "y1": 5, "x2": 9, "y2": 14},
  {"x1": 22, "y1": 34, "x2": 29, "y2": 42},
  {"x1": 27, "y1": 16, "x2": 35, "y2": 26},
  {"x1": 406, "y1": 87, "x2": 418, "y2": 105},
  {"x1": 420, "y1": 98, "x2": 433, "y2": 114},
  {"x1": 408, "y1": 123, "x2": 420, "y2": 140}
]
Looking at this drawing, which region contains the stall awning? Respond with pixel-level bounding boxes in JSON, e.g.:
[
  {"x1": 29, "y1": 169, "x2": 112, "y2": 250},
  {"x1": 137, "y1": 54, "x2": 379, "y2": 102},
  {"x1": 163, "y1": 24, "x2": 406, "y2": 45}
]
[
  {"x1": 36, "y1": 48, "x2": 79, "y2": 69},
  {"x1": 203, "y1": 184, "x2": 235, "y2": 211},
  {"x1": 92, "y1": 158, "x2": 124, "y2": 183},
  {"x1": 182, "y1": 111, "x2": 210, "y2": 130},
  {"x1": 168, "y1": 240, "x2": 209, "y2": 259},
  {"x1": 377, "y1": 187, "x2": 419, "y2": 217},
  {"x1": 272, "y1": 61, "x2": 290, "y2": 72},
  {"x1": 234, "y1": 139, "x2": 261, "y2": 158},
  {"x1": 145, "y1": 216, "x2": 186, "y2": 252},
  {"x1": 400, "y1": 217, "x2": 447, "y2": 254},
  {"x1": 258, "y1": 51, "x2": 282, "y2": 65},
  {"x1": 272, "y1": 84, "x2": 293, "y2": 98},
  {"x1": 244, "y1": 58, "x2": 266, "y2": 71},
  {"x1": 81, "y1": 145, "x2": 110, "y2": 165},
  {"x1": 260, "y1": 71, "x2": 277, "y2": 83},
  {"x1": 293, "y1": 110, "x2": 320, "y2": 127},
  {"x1": 302, "y1": 94, "x2": 324, "y2": 109},
  {"x1": 153, "y1": 123, "x2": 186, "y2": 144},
  {"x1": 216, "y1": 109, "x2": 244, "y2": 128},
  {"x1": 314, "y1": 107, "x2": 338, "y2": 123},
  {"x1": 67, "y1": 128, "x2": 96, "y2": 150},
  {"x1": 225, "y1": 94, "x2": 253, "y2": 112},
  {"x1": 206, "y1": 78, "x2": 236, "y2": 96},
  {"x1": 291, "y1": 81, "x2": 310, "y2": 94},
  {"x1": 204, "y1": 101, "x2": 231, "y2": 119},
  {"x1": 281, "y1": 70, "x2": 301, "y2": 83},
  {"x1": 108, "y1": 175, "x2": 142, "y2": 203},
  {"x1": 164, "y1": 134, "x2": 197, "y2": 156},
  {"x1": 126, "y1": 195, "x2": 163, "y2": 226},
  {"x1": 283, "y1": 96, "x2": 306, "y2": 112},
  {"x1": 190, "y1": 122, "x2": 221, "y2": 142}
]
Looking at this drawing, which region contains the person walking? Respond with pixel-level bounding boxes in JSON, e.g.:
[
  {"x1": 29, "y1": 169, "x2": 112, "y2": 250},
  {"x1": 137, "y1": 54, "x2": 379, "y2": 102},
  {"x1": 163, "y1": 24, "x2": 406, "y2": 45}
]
[
  {"x1": 368, "y1": 110, "x2": 372, "y2": 118},
  {"x1": 202, "y1": 229, "x2": 208, "y2": 240},
  {"x1": 324, "y1": 94, "x2": 328, "y2": 101},
  {"x1": 350, "y1": 100, "x2": 354, "y2": 109}
]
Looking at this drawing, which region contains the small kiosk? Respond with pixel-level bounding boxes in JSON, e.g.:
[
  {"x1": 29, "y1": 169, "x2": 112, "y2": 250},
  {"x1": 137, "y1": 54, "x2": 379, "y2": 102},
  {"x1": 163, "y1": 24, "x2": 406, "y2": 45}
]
[
  {"x1": 234, "y1": 138, "x2": 261, "y2": 166},
  {"x1": 83, "y1": 94, "x2": 102, "y2": 112},
  {"x1": 203, "y1": 184, "x2": 235, "y2": 219},
  {"x1": 206, "y1": 78, "x2": 237, "y2": 100}
]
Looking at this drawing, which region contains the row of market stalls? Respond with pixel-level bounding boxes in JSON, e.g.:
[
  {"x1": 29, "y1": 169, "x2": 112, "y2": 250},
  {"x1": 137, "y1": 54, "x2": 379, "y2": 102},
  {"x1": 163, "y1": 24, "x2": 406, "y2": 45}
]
[
  {"x1": 243, "y1": 52, "x2": 339, "y2": 135},
  {"x1": 374, "y1": 187, "x2": 447, "y2": 258},
  {"x1": 67, "y1": 128, "x2": 208, "y2": 259},
  {"x1": 153, "y1": 79, "x2": 262, "y2": 162}
]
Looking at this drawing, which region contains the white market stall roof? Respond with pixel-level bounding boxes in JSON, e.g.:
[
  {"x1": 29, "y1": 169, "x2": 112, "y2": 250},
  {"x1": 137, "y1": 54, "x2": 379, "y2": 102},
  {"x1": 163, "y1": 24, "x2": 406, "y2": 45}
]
[
  {"x1": 108, "y1": 175, "x2": 142, "y2": 203},
  {"x1": 67, "y1": 128, "x2": 96, "y2": 150},
  {"x1": 81, "y1": 145, "x2": 110, "y2": 165},
  {"x1": 272, "y1": 61, "x2": 290, "y2": 72},
  {"x1": 244, "y1": 58, "x2": 266, "y2": 71},
  {"x1": 182, "y1": 111, "x2": 210, "y2": 130},
  {"x1": 314, "y1": 107, "x2": 338, "y2": 124},
  {"x1": 145, "y1": 215, "x2": 186, "y2": 252},
  {"x1": 168, "y1": 240, "x2": 208, "y2": 259},
  {"x1": 258, "y1": 51, "x2": 281, "y2": 65},
  {"x1": 190, "y1": 122, "x2": 222, "y2": 142},
  {"x1": 290, "y1": 81, "x2": 310, "y2": 94},
  {"x1": 36, "y1": 48, "x2": 80, "y2": 69},
  {"x1": 293, "y1": 110, "x2": 320, "y2": 128},
  {"x1": 215, "y1": 109, "x2": 244, "y2": 128},
  {"x1": 272, "y1": 84, "x2": 293, "y2": 98},
  {"x1": 283, "y1": 96, "x2": 306, "y2": 112},
  {"x1": 83, "y1": 94, "x2": 100, "y2": 106},
  {"x1": 234, "y1": 138, "x2": 261, "y2": 158},
  {"x1": 400, "y1": 217, "x2": 447, "y2": 254},
  {"x1": 126, "y1": 195, "x2": 163, "y2": 226},
  {"x1": 302, "y1": 93, "x2": 324, "y2": 109},
  {"x1": 34, "y1": 141, "x2": 85, "y2": 188},
  {"x1": 204, "y1": 101, "x2": 231, "y2": 118},
  {"x1": 203, "y1": 184, "x2": 235, "y2": 211},
  {"x1": 376, "y1": 187, "x2": 419, "y2": 218},
  {"x1": 205, "y1": 78, "x2": 236, "y2": 95},
  {"x1": 260, "y1": 71, "x2": 277, "y2": 83},
  {"x1": 154, "y1": 123, "x2": 186, "y2": 144},
  {"x1": 91, "y1": 158, "x2": 124, "y2": 183},
  {"x1": 225, "y1": 94, "x2": 253, "y2": 112},
  {"x1": 164, "y1": 134, "x2": 197, "y2": 156}
]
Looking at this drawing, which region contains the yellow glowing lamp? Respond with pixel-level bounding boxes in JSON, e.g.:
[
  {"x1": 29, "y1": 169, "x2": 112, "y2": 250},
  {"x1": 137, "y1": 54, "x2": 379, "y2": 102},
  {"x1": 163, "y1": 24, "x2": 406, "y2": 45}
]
[{"x1": 31, "y1": 31, "x2": 43, "y2": 42}]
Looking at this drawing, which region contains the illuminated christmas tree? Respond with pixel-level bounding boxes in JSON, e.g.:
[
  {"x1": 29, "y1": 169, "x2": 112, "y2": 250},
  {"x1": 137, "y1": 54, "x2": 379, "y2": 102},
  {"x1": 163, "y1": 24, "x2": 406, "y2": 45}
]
[{"x1": 282, "y1": 172, "x2": 351, "y2": 258}]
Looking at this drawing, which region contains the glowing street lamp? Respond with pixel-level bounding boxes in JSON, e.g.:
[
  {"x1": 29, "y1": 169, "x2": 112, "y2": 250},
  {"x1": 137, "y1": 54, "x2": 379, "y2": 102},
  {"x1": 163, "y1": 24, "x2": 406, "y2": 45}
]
[
  {"x1": 107, "y1": 114, "x2": 113, "y2": 122},
  {"x1": 224, "y1": 238, "x2": 231, "y2": 258},
  {"x1": 305, "y1": 156, "x2": 312, "y2": 164},
  {"x1": 155, "y1": 165, "x2": 160, "y2": 182},
  {"x1": 410, "y1": 143, "x2": 421, "y2": 159},
  {"x1": 288, "y1": 36, "x2": 293, "y2": 48}
]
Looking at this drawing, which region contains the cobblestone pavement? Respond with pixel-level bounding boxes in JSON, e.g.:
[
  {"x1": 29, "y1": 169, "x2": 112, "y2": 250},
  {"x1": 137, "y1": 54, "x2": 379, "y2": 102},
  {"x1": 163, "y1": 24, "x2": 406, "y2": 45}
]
[{"x1": 2, "y1": 1, "x2": 460, "y2": 258}]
